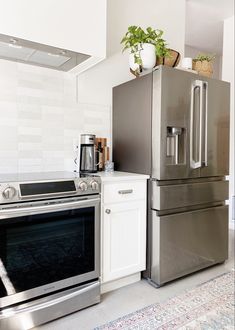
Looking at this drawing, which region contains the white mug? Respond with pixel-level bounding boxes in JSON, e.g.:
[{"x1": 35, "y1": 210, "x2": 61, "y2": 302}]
[{"x1": 181, "y1": 57, "x2": 192, "y2": 69}]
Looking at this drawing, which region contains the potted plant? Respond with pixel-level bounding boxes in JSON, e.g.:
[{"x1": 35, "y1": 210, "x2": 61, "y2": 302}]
[
  {"x1": 121, "y1": 26, "x2": 170, "y2": 75},
  {"x1": 193, "y1": 53, "x2": 216, "y2": 77}
]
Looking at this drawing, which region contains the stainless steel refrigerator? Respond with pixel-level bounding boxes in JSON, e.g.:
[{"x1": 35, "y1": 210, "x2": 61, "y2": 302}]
[{"x1": 113, "y1": 65, "x2": 230, "y2": 287}]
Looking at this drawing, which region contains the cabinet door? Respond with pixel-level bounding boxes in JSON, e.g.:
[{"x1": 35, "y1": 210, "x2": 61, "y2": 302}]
[
  {"x1": 102, "y1": 200, "x2": 146, "y2": 283},
  {"x1": 0, "y1": 1, "x2": 106, "y2": 58}
]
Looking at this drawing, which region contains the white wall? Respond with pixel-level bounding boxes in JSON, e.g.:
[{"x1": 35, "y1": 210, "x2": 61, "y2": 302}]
[
  {"x1": 0, "y1": 60, "x2": 110, "y2": 173},
  {"x1": 185, "y1": 45, "x2": 222, "y2": 79},
  {"x1": 77, "y1": 0, "x2": 186, "y2": 145},
  {"x1": 107, "y1": 0, "x2": 185, "y2": 57},
  {"x1": 0, "y1": 0, "x2": 107, "y2": 58},
  {"x1": 222, "y1": 16, "x2": 234, "y2": 226}
]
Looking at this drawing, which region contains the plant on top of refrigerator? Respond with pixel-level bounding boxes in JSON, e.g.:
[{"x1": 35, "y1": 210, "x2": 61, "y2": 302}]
[
  {"x1": 121, "y1": 26, "x2": 169, "y2": 68},
  {"x1": 193, "y1": 53, "x2": 216, "y2": 62}
]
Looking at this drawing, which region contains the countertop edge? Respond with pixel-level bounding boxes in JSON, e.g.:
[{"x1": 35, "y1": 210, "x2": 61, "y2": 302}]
[{"x1": 96, "y1": 171, "x2": 150, "y2": 182}]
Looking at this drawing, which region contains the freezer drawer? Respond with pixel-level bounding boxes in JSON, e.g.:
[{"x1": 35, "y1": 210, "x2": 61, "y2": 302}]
[
  {"x1": 150, "y1": 205, "x2": 228, "y2": 286},
  {"x1": 152, "y1": 179, "x2": 228, "y2": 210}
]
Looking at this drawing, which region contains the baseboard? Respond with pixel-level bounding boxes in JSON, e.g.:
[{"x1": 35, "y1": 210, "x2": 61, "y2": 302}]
[{"x1": 101, "y1": 273, "x2": 141, "y2": 294}]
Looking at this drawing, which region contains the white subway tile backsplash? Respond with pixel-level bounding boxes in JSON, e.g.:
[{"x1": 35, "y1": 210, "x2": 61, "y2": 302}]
[
  {"x1": 43, "y1": 151, "x2": 64, "y2": 158},
  {"x1": 0, "y1": 126, "x2": 17, "y2": 137},
  {"x1": 64, "y1": 158, "x2": 76, "y2": 171},
  {"x1": 0, "y1": 61, "x2": 111, "y2": 174},
  {"x1": 18, "y1": 158, "x2": 42, "y2": 167},
  {"x1": 42, "y1": 105, "x2": 64, "y2": 114},
  {"x1": 18, "y1": 127, "x2": 42, "y2": 135},
  {"x1": 0, "y1": 165, "x2": 18, "y2": 173},
  {"x1": 42, "y1": 127, "x2": 64, "y2": 138},
  {"x1": 0, "y1": 156, "x2": 18, "y2": 166},
  {"x1": 0, "y1": 117, "x2": 18, "y2": 126},
  {"x1": 0, "y1": 141, "x2": 18, "y2": 151},
  {"x1": 42, "y1": 139, "x2": 65, "y2": 151},
  {"x1": 17, "y1": 86, "x2": 43, "y2": 98},
  {"x1": 42, "y1": 112, "x2": 64, "y2": 123},
  {"x1": 42, "y1": 164, "x2": 65, "y2": 172},
  {"x1": 18, "y1": 110, "x2": 42, "y2": 120},
  {"x1": 18, "y1": 136, "x2": 42, "y2": 143},
  {"x1": 18, "y1": 142, "x2": 42, "y2": 151},
  {"x1": 18, "y1": 150, "x2": 43, "y2": 158},
  {"x1": 18, "y1": 119, "x2": 42, "y2": 128},
  {"x1": 18, "y1": 79, "x2": 43, "y2": 90},
  {"x1": 18, "y1": 165, "x2": 42, "y2": 173}
]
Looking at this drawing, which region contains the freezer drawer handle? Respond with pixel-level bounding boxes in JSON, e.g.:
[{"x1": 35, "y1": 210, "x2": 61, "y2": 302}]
[{"x1": 118, "y1": 189, "x2": 133, "y2": 195}]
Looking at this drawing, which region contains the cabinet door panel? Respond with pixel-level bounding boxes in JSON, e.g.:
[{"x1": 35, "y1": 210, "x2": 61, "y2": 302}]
[{"x1": 102, "y1": 200, "x2": 146, "y2": 283}]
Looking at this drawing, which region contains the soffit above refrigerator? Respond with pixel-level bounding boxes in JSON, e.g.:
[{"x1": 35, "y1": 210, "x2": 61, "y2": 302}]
[{"x1": 0, "y1": 33, "x2": 90, "y2": 71}]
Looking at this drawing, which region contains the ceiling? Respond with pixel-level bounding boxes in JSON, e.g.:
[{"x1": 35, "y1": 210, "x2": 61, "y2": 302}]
[{"x1": 185, "y1": 0, "x2": 234, "y2": 55}]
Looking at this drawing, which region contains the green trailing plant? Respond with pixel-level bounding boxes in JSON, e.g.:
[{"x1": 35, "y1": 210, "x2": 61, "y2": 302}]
[
  {"x1": 193, "y1": 53, "x2": 216, "y2": 62},
  {"x1": 121, "y1": 25, "x2": 170, "y2": 67}
]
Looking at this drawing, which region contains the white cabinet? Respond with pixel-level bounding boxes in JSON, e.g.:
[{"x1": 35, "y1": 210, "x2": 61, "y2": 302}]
[
  {"x1": 0, "y1": 1, "x2": 106, "y2": 69},
  {"x1": 98, "y1": 172, "x2": 149, "y2": 287},
  {"x1": 102, "y1": 200, "x2": 146, "y2": 282}
]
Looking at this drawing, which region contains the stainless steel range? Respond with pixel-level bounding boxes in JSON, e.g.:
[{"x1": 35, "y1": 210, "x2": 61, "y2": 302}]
[{"x1": 0, "y1": 171, "x2": 101, "y2": 330}]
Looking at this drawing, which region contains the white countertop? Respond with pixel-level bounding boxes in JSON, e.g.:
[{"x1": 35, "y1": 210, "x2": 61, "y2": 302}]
[{"x1": 95, "y1": 171, "x2": 149, "y2": 182}]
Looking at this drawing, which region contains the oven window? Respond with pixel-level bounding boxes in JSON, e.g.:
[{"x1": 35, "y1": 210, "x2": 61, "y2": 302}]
[{"x1": 0, "y1": 207, "x2": 95, "y2": 298}]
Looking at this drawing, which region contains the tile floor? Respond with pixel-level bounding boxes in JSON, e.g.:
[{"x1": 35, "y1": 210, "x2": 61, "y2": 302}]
[{"x1": 37, "y1": 230, "x2": 234, "y2": 330}]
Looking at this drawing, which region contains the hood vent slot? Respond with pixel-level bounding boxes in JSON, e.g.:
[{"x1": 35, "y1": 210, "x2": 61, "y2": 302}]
[
  {"x1": 29, "y1": 51, "x2": 70, "y2": 67},
  {"x1": 0, "y1": 33, "x2": 90, "y2": 71}
]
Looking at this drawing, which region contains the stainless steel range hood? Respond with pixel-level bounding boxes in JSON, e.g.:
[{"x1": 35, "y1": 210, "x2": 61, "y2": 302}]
[{"x1": 0, "y1": 33, "x2": 90, "y2": 71}]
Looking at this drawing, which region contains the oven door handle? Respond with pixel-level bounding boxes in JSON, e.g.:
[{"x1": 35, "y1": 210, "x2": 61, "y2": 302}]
[
  {"x1": 0, "y1": 281, "x2": 100, "y2": 319},
  {"x1": 0, "y1": 198, "x2": 100, "y2": 218}
]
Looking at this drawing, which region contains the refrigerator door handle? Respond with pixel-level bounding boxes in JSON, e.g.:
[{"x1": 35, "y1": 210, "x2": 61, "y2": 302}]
[
  {"x1": 190, "y1": 80, "x2": 208, "y2": 169},
  {"x1": 204, "y1": 81, "x2": 208, "y2": 167},
  {"x1": 190, "y1": 80, "x2": 202, "y2": 169}
]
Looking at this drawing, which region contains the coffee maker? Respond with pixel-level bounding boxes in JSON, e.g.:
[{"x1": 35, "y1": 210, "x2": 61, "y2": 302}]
[{"x1": 79, "y1": 134, "x2": 97, "y2": 173}]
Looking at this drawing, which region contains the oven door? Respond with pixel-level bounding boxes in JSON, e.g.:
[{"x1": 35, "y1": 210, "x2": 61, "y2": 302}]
[{"x1": 0, "y1": 196, "x2": 100, "y2": 308}]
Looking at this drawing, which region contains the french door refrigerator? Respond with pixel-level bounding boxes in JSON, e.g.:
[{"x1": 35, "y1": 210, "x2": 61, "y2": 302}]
[{"x1": 113, "y1": 65, "x2": 230, "y2": 287}]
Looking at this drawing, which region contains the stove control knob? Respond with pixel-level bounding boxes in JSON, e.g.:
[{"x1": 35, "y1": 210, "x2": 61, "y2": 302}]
[
  {"x1": 78, "y1": 181, "x2": 88, "y2": 191},
  {"x1": 90, "y1": 180, "x2": 99, "y2": 191},
  {"x1": 2, "y1": 186, "x2": 16, "y2": 200}
]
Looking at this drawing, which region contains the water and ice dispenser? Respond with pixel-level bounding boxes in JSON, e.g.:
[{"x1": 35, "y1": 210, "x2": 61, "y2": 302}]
[{"x1": 166, "y1": 126, "x2": 186, "y2": 165}]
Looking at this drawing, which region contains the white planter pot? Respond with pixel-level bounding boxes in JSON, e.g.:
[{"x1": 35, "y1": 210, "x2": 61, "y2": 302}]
[
  {"x1": 140, "y1": 43, "x2": 156, "y2": 69},
  {"x1": 129, "y1": 43, "x2": 156, "y2": 72}
]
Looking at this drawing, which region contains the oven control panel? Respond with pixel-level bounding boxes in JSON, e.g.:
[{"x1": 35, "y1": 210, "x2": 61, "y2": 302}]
[
  {"x1": 78, "y1": 179, "x2": 99, "y2": 192},
  {"x1": 2, "y1": 186, "x2": 17, "y2": 200},
  {"x1": 0, "y1": 184, "x2": 19, "y2": 204},
  {"x1": 0, "y1": 176, "x2": 101, "y2": 204}
]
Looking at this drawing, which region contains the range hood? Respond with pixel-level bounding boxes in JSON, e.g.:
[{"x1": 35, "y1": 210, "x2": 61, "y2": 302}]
[{"x1": 0, "y1": 33, "x2": 90, "y2": 71}]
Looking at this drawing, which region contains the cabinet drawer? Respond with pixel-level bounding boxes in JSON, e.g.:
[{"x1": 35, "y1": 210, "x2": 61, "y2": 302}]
[{"x1": 103, "y1": 181, "x2": 146, "y2": 204}]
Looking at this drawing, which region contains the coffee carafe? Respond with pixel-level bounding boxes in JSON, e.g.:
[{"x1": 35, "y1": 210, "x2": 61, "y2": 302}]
[{"x1": 79, "y1": 134, "x2": 97, "y2": 173}]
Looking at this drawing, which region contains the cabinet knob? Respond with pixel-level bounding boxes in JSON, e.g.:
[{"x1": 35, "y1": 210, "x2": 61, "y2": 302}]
[{"x1": 105, "y1": 209, "x2": 111, "y2": 214}]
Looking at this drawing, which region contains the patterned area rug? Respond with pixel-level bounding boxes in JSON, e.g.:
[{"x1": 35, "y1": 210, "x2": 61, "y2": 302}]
[{"x1": 95, "y1": 271, "x2": 234, "y2": 330}]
